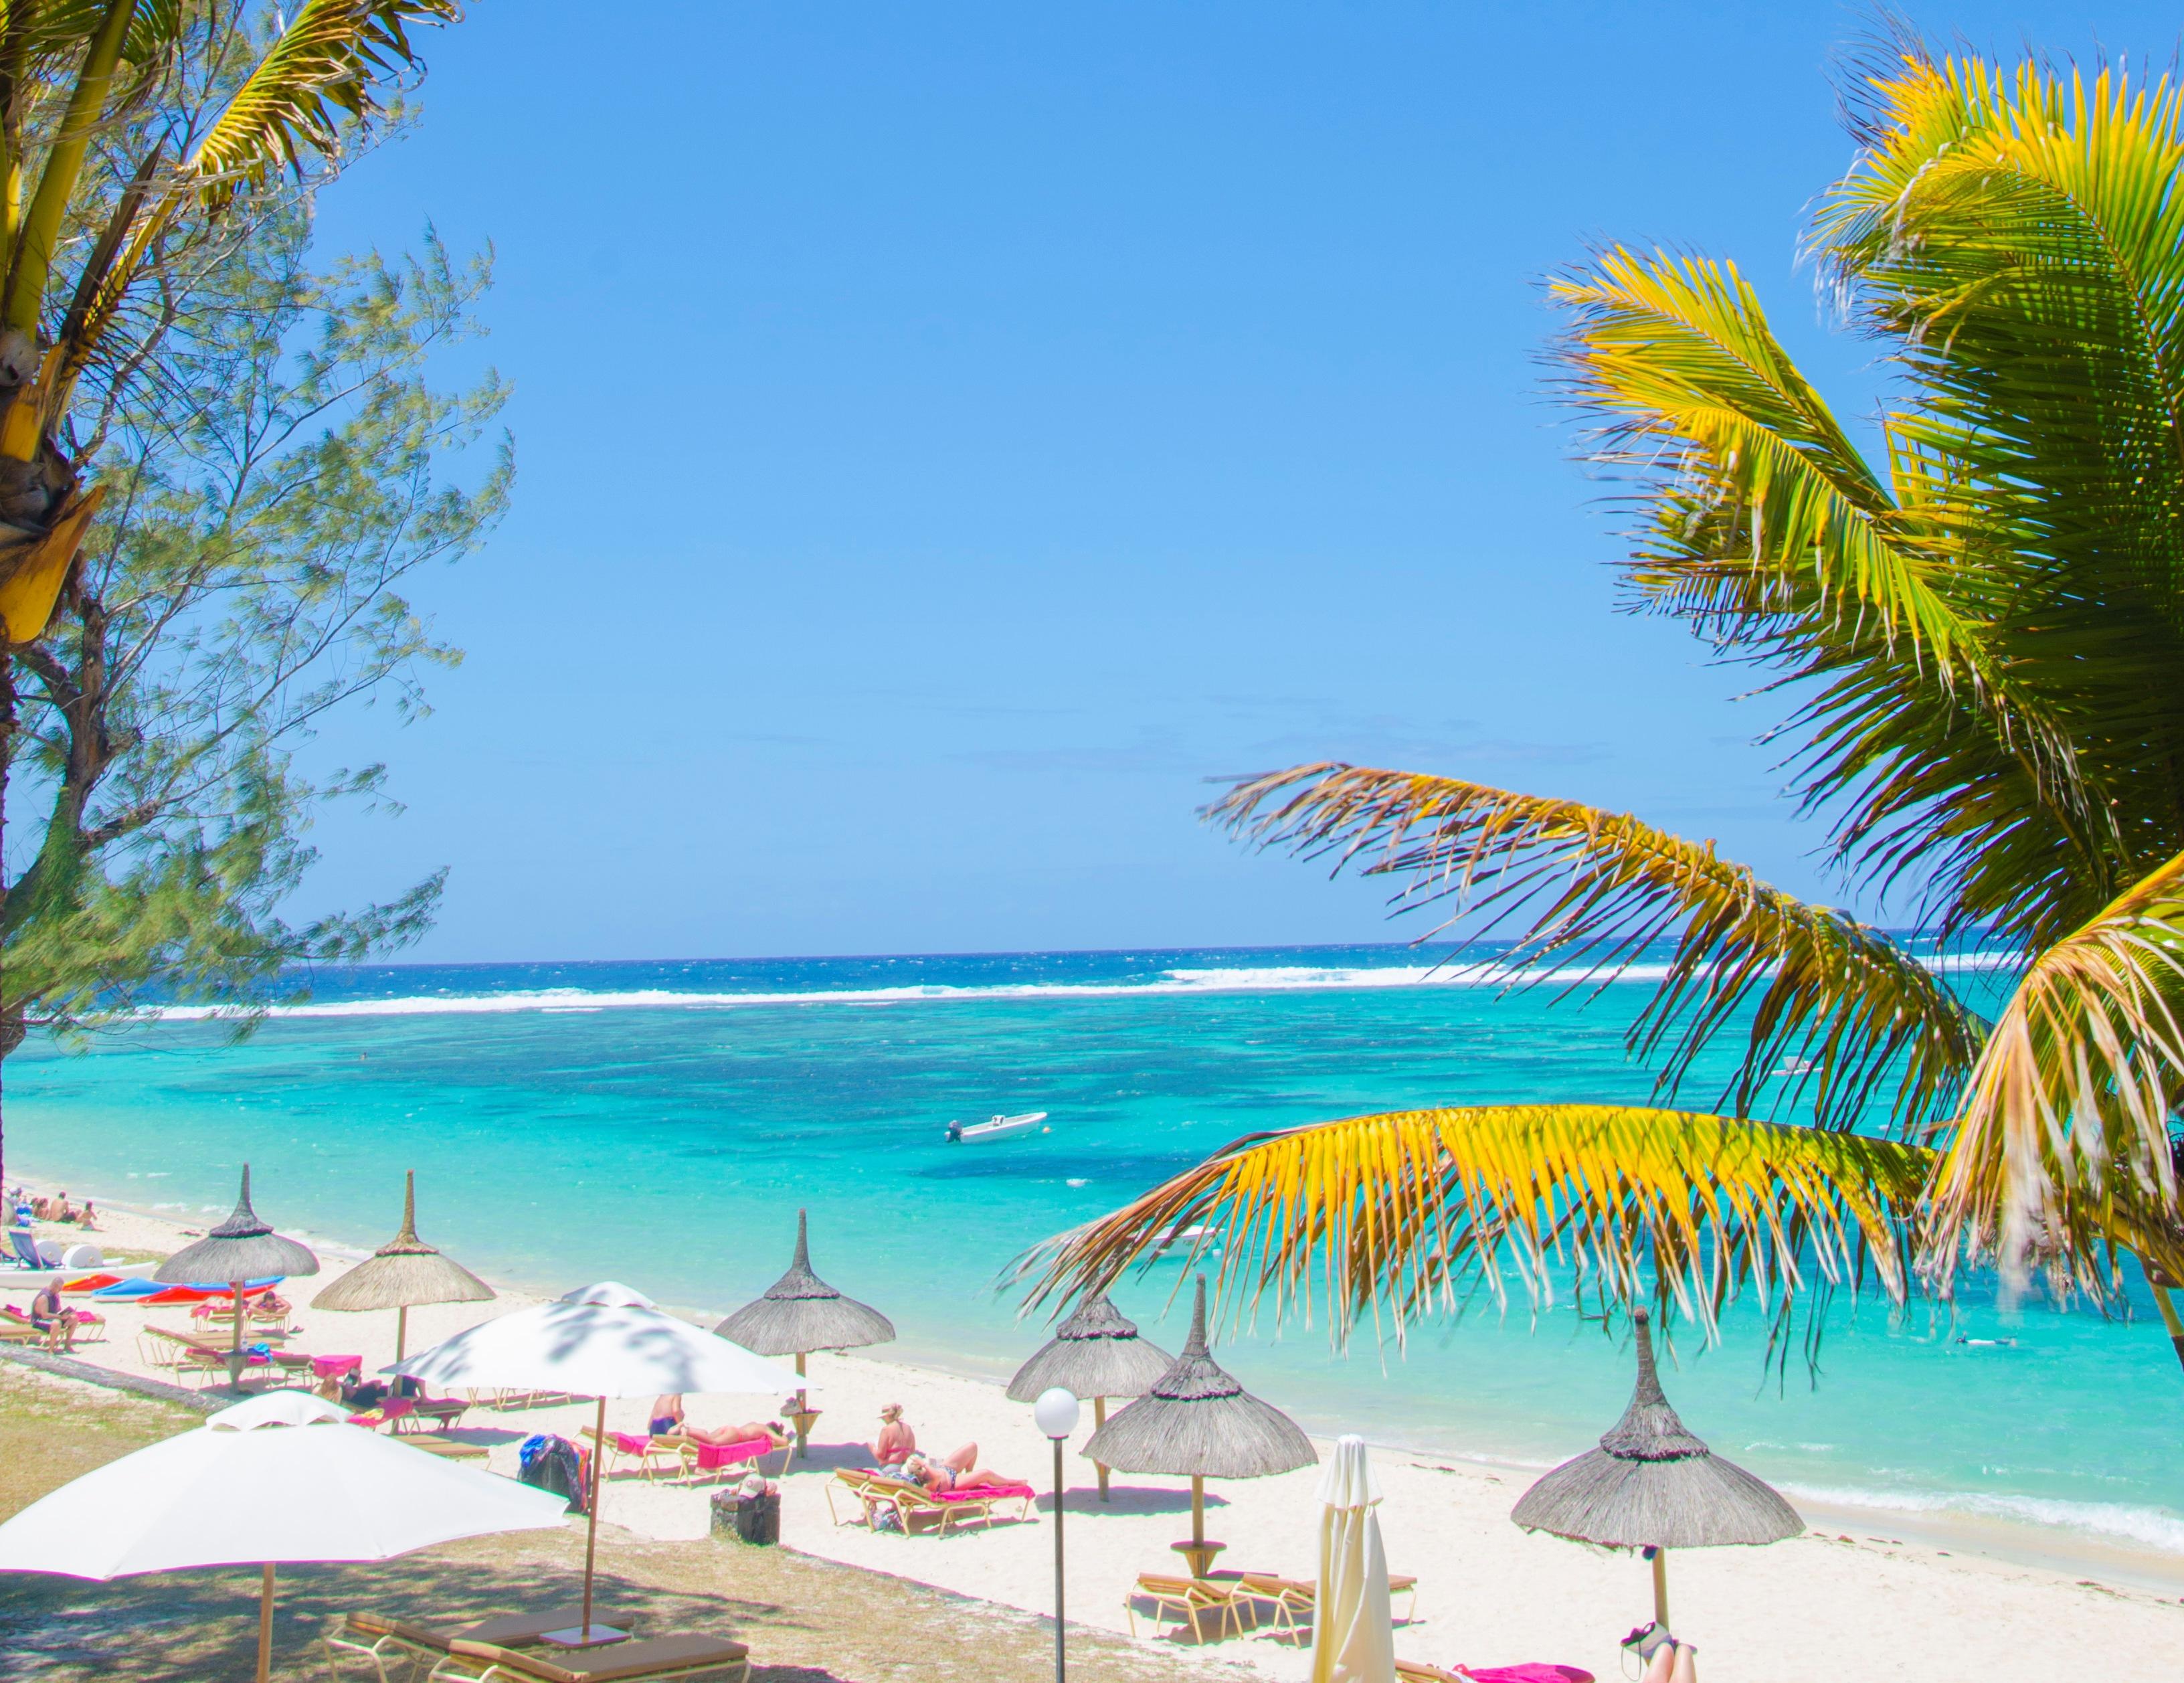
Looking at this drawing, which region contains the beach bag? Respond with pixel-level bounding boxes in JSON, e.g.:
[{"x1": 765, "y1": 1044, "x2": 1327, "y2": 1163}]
[{"x1": 517, "y1": 1433, "x2": 588, "y2": 1513}]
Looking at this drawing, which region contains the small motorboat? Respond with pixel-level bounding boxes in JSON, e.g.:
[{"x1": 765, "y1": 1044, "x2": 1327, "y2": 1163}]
[
  {"x1": 945, "y1": 1111, "x2": 1049, "y2": 1143},
  {"x1": 1149, "y1": 1222, "x2": 1222, "y2": 1263}
]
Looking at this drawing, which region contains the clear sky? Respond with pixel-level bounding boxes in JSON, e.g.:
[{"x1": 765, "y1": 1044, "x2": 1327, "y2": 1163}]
[{"x1": 290, "y1": 2, "x2": 2184, "y2": 962}]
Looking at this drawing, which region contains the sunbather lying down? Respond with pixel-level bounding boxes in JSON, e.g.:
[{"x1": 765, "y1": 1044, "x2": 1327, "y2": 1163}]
[
  {"x1": 649, "y1": 1394, "x2": 790, "y2": 1448},
  {"x1": 898, "y1": 1445, "x2": 1018, "y2": 1492}
]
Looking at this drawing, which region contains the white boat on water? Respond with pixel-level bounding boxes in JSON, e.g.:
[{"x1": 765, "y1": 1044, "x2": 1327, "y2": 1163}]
[
  {"x1": 1150, "y1": 1222, "x2": 1222, "y2": 1263},
  {"x1": 945, "y1": 1110, "x2": 1049, "y2": 1143}
]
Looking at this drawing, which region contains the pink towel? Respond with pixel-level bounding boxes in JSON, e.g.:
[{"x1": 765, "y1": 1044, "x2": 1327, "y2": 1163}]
[
  {"x1": 310, "y1": 1354, "x2": 362, "y2": 1379},
  {"x1": 693, "y1": 1436, "x2": 772, "y2": 1470},
  {"x1": 935, "y1": 1480, "x2": 1033, "y2": 1502},
  {"x1": 1459, "y1": 1667, "x2": 1594, "y2": 1683},
  {"x1": 612, "y1": 1432, "x2": 652, "y2": 1455}
]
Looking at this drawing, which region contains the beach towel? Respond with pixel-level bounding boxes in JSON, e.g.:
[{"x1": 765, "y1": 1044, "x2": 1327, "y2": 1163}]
[{"x1": 1458, "y1": 1667, "x2": 1594, "y2": 1683}]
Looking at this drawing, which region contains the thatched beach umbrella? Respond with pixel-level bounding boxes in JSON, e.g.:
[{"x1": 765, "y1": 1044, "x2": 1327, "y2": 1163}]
[
  {"x1": 1085, "y1": 1275, "x2": 1315, "y2": 1576},
  {"x1": 1510, "y1": 1308, "x2": 1801, "y2": 1637},
  {"x1": 714, "y1": 1209, "x2": 894, "y2": 1459},
  {"x1": 154, "y1": 1165, "x2": 319, "y2": 1390},
  {"x1": 310, "y1": 1171, "x2": 494, "y2": 1360},
  {"x1": 1008, "y1": 1292, "x2": 1173, "y2": 1500}
]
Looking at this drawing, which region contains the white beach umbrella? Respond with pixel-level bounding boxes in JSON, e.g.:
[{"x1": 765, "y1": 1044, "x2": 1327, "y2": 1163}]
[
  {"x1": 388, "y1": 1281, "x2": 799, "y2": 1642},
  {"x1": 0, "y1": 1390, "x2": 567, "y2": 1683},
  {"x1": 1312, "y1": 1435, "x2": 1394, "y2": 1683}
]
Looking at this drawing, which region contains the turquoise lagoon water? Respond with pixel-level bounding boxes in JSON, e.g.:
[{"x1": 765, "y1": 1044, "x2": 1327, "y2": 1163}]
[{"x1": 10, "y1": 945, "x2": 2183, "y2": 1565}]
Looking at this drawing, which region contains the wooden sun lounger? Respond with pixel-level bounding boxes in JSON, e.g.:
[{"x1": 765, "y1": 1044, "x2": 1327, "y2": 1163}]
[
  {"x1": 825, "y1": 1468, "x2": 877, "y2": 1526},
  {"x1": 581, "y1": 1427, "x2": 687, "y2": 1483},
  {"x1": 441, "y1": 1634, "x2": 751, "y2": 1683},
  {"x1": 324, "y1": 1607, "x2": 592, "y2": 1683},
  {"x1": 138, "y1": 1324, "x2": 202, "y2": 1368},
  {"x1": 0, "y1": 1303, "x2": 102, "y2": 1345},
  {"x1": 850, "y1": 1471, "x2": 1034, "y2": 1536},
  {"x1": 1127, "y1": 1573, "x2": 1249, "y2": 1644},
  {"x1": 1394, "y1": 1664, "x2": 1463, "y2": 1683},
  {"x1": 1230, "y1": 1568, "x2": 1419, "y2": 1635}
]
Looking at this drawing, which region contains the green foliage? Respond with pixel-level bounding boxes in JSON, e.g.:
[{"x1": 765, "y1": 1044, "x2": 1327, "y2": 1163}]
[
  {"x1": 1, "y1": 205, "x2": 508, "y2": 1045},
  {"x1": 1042, "y1": 37, "x2": 2184, "y2": 1336}
]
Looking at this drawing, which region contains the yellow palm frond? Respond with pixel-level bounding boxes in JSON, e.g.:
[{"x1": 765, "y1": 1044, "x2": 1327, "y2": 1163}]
[
  {"x1": 184, "y1": 0, "x2": 458, "y2": 212},
  {"x1": 1926, "y1": 849, "x2": 2184, "y2": 1296},
  {"x1": 55, "y1": 0, "x2": 456, "y2": 405},
  {"x1": 1550, "y1": 244, "x2": 2083, "y2": 804},
  {"x1": 1016, "y1": 1103, "x2": 1934, "y2": 1350},
  {"x1": 1209, "y1": 763, "x2": 1986, "y2": 1135}
]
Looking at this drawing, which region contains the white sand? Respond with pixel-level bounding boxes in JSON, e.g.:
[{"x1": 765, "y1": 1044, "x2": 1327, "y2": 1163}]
[{"x1": 14, "y1": 1193, "x2": 2184, "y2": 1682}]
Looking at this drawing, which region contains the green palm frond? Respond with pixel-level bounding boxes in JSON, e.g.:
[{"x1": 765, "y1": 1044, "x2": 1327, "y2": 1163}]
[
  {"x1": 1016, "y1": 1103, "x2": 1934, "y2": 1350},
  {"x1": 1209, "y1": 763, "x2": 1987, "y2": 1135},
  {"x1": 185, "y1": 0, "x2": 458, "y2": 212},
  {"x1": 1926, "y1": 849, "x2": 2184, "y2": 1297},
  {"x1": 1803, "y1": 53, "x2": 2184, "y2": 944},
  {"x1": 56, "y1": 0, "x2": 456, "y2": 404},
  {"x1": 1548, "y1": 242, "x2": 2127, "y2": 946},
  {"x1": 1550, "y1": 248, "x2": 2069, "y2": 747}
]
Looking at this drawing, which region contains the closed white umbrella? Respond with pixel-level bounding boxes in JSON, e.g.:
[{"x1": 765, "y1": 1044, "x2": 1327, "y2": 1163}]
[
  {"x1": 0, "y1": 1390, "x2": 567, "y2": 1683},
  {"x1": 1312, "y1": 1435, "x2": 1394, "y2": 1683},
  {"x1": 389, "y1": 1281, "x2": 799, "y2": 1644}
]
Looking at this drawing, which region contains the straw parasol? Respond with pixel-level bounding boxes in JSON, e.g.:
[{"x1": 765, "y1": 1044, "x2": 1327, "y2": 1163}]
[
  {"x1": 1510, "y1": 1308, "x2": 1801, "y2": 1638},
  {"x1": 1008, "y1": 1291, "x2": 1173, "y2": 1500},
  {"x1": 310, "y1": 1170, "x2": 493, "y2": 1359},
  {"x1": 154, "y1": 1165, "x2": 319, "y2": 1390},
  {"x1": 1085, "y1": 1274, "x2": 1315, "y2": 1576},
  {"x1": 714, "y1": 1209, "x2": 893, "y2": 1459}
]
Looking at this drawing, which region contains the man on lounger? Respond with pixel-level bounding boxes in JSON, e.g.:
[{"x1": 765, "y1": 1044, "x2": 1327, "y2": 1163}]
[
  {"x1": 28, "y1": 1282, "x2": 78, "y2": 1350},
  {"x1": 648, "y1": 1395, "x2": 791, "y2": 1449}
]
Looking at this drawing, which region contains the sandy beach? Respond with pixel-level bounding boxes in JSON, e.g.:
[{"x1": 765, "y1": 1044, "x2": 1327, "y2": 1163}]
[{"x1": 10, "y1": 1189, "x2": 2184, "y2": 1683}]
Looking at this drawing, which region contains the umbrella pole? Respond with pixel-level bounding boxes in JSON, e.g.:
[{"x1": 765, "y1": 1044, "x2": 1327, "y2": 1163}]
[
  {"x1": 1191, "y1": 1474, "x2": 1204, "y2": 1548},
  {"x1": 791, "y1": 1352, "x2": 811, "y2": 1461},
  {"x1": 396, "y1": 1304, "x2": 408, "y2": 1363},
  {"x1": 1092, "y1": 1397, "x2": 1108, "y2": 1501},
  {"x1": 256, "y1": 1562, "x2": 275, "y2": 1683},
  {"x1": 1651, "y1": 1546, "x2": 1670, "y2": 1633},
  {"x1": 583, "y1": 1395, "x2": 605, "y2": 1639},
  {"x1": 229, "y1": 1283, "x2": 248, "y2": 1391}
]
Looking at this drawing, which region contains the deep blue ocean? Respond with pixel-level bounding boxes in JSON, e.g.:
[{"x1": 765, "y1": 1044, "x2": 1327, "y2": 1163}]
[{"x1": 11, "y1": 944, "x2": 2183, "y2": 1562}]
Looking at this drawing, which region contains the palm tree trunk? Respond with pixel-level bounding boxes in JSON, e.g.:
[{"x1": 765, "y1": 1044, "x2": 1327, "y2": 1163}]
[
  {"x1": 2153, "y1": 1280, "x2": 2184, "y2": 1377},
  {"x1": 0, "y1": 649, "x2": 12, "y2": 1203}
]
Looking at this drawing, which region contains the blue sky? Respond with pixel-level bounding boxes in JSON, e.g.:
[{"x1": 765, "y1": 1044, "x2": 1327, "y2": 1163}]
[{"x1": 292, "y1": 2, "x2": 2183, "y2": 962}]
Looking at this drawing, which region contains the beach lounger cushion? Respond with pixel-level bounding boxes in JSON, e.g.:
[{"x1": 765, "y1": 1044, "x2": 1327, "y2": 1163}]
[{"x1": 447, "y1": 1633, "x2": 750, "y2": 1683}]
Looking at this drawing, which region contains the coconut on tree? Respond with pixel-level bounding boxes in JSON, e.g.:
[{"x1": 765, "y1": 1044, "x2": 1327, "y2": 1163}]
[{"x1": 1023, "y1": 39, "x2": 2184, "y2": 1374}]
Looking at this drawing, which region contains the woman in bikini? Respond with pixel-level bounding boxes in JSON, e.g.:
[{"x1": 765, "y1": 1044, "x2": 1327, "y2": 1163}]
[
  {"x1": 874, "y1": 1403, "x2": 915, "y2": 1467},
  {"x1": 647, "y1": 1395, "x2": 790, "y2": 1448},
  {"x1": 899, "y1": 1443, "x2": 1015, "y2": 1493}
]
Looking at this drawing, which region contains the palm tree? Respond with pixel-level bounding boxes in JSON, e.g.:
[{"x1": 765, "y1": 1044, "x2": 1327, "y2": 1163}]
[
  {"x1": 1022, "y1": 43, "x2": 2184, "y2": 1375},
  {"x1": 0, "y1": 1, "x2": 458, "y2": 1195},
  {"x1": 0, "y1": 1, "x2": 458, "y2": 641}
]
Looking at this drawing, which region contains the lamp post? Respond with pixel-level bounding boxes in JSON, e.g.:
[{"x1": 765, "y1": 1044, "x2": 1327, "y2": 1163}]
[{"x1": 1034, "y1": 1385, "x2": 1081, "y2": 1683}]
